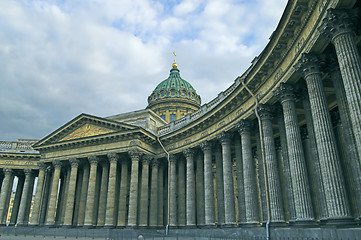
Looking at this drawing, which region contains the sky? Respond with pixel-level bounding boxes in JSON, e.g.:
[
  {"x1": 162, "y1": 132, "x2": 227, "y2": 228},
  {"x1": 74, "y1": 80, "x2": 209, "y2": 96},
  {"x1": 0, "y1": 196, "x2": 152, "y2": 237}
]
[{"x1": 0, "y1": 0, "x2": 288, "y2": 141}]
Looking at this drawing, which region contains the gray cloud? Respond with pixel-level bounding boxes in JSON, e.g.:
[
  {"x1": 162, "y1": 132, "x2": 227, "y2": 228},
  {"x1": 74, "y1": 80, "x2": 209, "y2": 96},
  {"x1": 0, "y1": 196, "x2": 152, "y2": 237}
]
[{"x1": 0, "y1": 0, "x2": 287, "y2": 141}]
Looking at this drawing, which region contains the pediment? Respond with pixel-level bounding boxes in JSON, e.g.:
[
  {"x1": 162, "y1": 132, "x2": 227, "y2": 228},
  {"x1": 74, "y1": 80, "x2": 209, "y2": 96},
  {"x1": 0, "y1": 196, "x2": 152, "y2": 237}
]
[
  {"x1": 34, "y1": 113, "x2": 138, "y2": 147},
  {"x1": 58, "y1": 123, "x2": 114, "y2": 141}
]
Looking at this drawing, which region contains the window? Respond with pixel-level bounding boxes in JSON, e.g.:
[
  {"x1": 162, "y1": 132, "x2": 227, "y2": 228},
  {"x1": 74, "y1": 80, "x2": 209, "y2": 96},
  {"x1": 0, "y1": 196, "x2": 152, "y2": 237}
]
[
  {"x1": 160, "y1": 115, "x2": 166, "y2": 120},
  {"x1": 170, "y1": 114, "x2": 176, "y2": 122},
  {"x1": 171, "y1": 90, "x2": 175, "y2": 96},
  {"x1": 161, "y1": 92, "x2": 165, "y2": 97}
]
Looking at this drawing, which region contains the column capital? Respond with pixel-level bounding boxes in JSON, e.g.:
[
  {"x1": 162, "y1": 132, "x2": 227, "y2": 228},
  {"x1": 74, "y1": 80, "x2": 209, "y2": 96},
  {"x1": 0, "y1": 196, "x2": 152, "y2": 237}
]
[
  {"x1": 142, "y1": 155, "x2": 152, "y2": 164},
  {"x1": 24, "y1": 169, "x2": 33, "y2": 176},
  {"x1": 53, "y1": 160, "x2": 62, "y2": 169},
  {"x1": 236, "y1": 119, "x2": 251, "y2": 134},
  {"x1": 128, "y1": 150, "x2": 141, "y2": 161},
  {"x1": 3, "y1": 168, "x2": 13, "y2": 176},
  {"x1": 169, "y1": 154, "x2": 178, "y2": 163},
  {"x1": 200, "y1": 141, "x2": 214, "y2": 151},
  {"x1": 37, "y1": 162, "x2": 47, "y2": 170},
  {"x1": 257, "y1": 104, "x2": 273, "y2": 120},
  {"x1": 183, "y1": 148, "x2": 194, "y2": 158},
  {"x1": 69, "y1": 158, "x2": 80, "y2": 168},
  {"x1": 107, "y1": 152, "x2": 119, "y2": 163},
  {"x1": 294, "y1": 53, "x2": 323, "y2": 78},
  {"x1": 88, "y1": 155, "x2": 100, "y2": 165},
  {"x1": 318, "y1": 8, "x2": 359, "y2": 42},
  {"x1": 217, "y1": 132, "x2": 232, "y2": 145},
  {"x1": 274, "y1": 82, "x2": 295, "y2": 103}
]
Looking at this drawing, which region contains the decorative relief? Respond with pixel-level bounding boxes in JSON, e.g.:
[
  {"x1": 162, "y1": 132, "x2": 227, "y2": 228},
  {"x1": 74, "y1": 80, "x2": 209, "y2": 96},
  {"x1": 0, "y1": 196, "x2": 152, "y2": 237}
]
[
  {"x1": 201, "y1": 131, "x2": 208, "y2": 137},
  {"x1": 274, "y1": 68, "x2": 284, "y2": 83},
  {"x1": 236, "y1": 108, "x2": 244, "y2": 116},
  {"x1": 295, "y1": 37, "x2": 304, "y2": 55},
  {"x1": 218, "y1": 121, "x2": 225, "y2": 129},
  {"x1": 318, "y1": 0, "x2": 327, "y2": 12},
  {"x1": 60, "y1": 123, "x2": 113, "y2": 141}
]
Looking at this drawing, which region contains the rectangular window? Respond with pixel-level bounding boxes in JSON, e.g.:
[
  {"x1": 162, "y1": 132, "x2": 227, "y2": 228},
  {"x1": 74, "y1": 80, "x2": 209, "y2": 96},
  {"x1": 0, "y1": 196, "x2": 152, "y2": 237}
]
[
  {"x1": 170, "y1": 114, "x2": 176, "y2": 122},
  {"x1": 161, "y1": 115, "x2": 166, "y2": 120}
]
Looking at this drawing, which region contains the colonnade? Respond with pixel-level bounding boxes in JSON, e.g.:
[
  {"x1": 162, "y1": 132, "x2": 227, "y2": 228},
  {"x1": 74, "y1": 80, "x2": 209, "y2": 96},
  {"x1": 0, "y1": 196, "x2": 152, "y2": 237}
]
[{"x1": 0, "y1": 7, "x2": 360, "y2": 228}]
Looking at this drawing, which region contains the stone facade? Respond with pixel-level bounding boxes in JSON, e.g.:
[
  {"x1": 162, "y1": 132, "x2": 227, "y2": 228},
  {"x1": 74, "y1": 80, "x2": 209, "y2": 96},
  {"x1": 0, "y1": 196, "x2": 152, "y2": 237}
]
[{"x1": 1, "y1": 0, "x2": 361, "y2": 238}]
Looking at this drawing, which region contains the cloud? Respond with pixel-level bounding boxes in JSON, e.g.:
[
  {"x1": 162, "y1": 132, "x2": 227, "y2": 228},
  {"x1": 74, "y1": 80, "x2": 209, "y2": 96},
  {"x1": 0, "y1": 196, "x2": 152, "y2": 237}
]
[{"x1": 0, "y1": 0, "x2": 287, "y2": 141}]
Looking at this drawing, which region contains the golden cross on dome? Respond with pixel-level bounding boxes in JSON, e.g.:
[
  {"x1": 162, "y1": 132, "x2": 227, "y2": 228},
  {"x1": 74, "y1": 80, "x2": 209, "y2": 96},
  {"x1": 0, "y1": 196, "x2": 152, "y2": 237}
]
[{"x1": 172, "y1": 51, "x2": 178, "y2": 68}]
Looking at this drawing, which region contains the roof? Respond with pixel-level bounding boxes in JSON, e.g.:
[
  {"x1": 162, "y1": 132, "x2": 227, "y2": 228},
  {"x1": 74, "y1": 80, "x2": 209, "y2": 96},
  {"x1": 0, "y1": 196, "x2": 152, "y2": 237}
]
[{"x1": 153, "y1": 67, "x2": 197, "y2": 94}]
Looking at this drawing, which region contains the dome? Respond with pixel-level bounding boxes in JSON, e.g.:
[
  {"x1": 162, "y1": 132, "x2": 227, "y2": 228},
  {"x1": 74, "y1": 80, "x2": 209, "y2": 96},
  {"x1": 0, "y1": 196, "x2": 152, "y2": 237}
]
[
  {"x1": 147, "y1": 64, "x2": 201, "y2": 123},
  {"x1": 148, "y1": 65, "x2": 201, "y2": 105},
  {"x1": 153, "y1": 68, "x2": 198, "y2": 95}
]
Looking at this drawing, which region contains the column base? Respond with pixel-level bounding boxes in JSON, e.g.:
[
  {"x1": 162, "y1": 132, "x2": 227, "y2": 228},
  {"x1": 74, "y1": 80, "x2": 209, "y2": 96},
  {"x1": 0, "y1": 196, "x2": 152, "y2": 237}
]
[
  {"x1": 185, "y1": 224, "x2": 197, "y2": 228},
  {"x1": 103, "y1": 224, "x2": 115, "y2": 229},
  {"x1": 83, "y1": 224, "x2": 96, "y2": 228},
  {"x1": 321, "y1": 216, "x2": 356, "y2": 226},
  {"x1": 203, "y1": 223, "x2": 217, "y2": 228},
  {"x1": 241, "y1": 221, "x2": 262, "y2": 228},
  {"x1": 294, "y1": 218, "x2": 317, "y2": 226},
  {"x1": 221, "y1": 222, "x2": 237, "y2": 228},
  {"x1": 268, "y1": 220, "x2": 288, "y2": 227}
]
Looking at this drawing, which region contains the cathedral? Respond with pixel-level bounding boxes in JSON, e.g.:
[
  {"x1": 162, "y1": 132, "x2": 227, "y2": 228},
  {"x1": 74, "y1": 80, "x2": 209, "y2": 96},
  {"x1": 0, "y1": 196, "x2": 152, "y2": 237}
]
[{"x1": 1, "y1": 0, "x2": 361, "y2": 238}]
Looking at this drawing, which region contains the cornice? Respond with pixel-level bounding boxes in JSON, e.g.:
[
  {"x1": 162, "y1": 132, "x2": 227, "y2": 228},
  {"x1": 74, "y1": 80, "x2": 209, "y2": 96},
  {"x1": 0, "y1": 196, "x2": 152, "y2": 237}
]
[{"x1": 156, "y1": 0, "x2": 341, "y2": 153}]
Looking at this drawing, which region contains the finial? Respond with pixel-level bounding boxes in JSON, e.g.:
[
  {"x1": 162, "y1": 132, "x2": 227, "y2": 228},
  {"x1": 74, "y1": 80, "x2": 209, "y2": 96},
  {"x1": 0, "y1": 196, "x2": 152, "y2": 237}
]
[{"x1": 172, "y1": 51, "x2": 178, "y2": 68}]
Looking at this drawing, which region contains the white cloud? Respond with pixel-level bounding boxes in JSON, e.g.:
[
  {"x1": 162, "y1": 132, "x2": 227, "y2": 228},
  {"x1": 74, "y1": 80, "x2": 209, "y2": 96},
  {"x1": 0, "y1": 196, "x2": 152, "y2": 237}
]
[{"x1": 0, "y1": 0, "x2": 287, "y2": 141}]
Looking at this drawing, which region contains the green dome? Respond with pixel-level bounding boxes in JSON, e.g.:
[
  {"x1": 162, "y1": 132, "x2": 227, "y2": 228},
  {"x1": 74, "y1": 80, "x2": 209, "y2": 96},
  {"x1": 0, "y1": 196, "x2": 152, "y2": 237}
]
[{"x1": 153, "y1": 68, "x2": 197, "y2": 94}]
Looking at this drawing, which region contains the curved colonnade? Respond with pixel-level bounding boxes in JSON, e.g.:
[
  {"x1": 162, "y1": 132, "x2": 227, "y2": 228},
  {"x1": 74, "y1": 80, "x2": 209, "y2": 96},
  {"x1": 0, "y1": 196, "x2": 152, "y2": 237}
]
[{"x1": 0, "y1": 0, "x2": 361, "y2": 231}]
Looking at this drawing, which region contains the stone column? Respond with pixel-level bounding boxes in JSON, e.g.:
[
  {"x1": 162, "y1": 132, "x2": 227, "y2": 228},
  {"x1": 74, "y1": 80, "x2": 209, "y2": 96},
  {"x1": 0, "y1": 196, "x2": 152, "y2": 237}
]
[
  {"x1": 328, "y1": 57, "x2": 361, "y2": 217},
  {"x1": 64, "y1": 158, "x2": 80, "y2": 226},
  {"x1": 234, "y1": 134, "x2": 245, "y2": 224},
  {"x1": 139, "y1": 155, "x2": 151, "y2": 226},
  {"x1": 169, "y1": 154, "x2": 177, "y2": 226},
  {"x1": 332, "y1": 111, "x2": 360, "y2": 217},
  {"x1": 237, "y1": 120, "x2": 259, "y2": 224},
  {"x1": 257, "y1": 104, "x2": 285, "y2": 222},
  {"x1": 84, "y1": 156, "x2": 100, "y2": 227},
  {"x1": 276, "y1": 107, "x2": 295, "y2": 222},
  {"x1": 30, "y1": 162, "x2": 46, "y2": 225},
  {"x1": 39, "y1": 168, "x2": 51, "y2": 225},
  {"x1": 149, "y1": 159, "x2": 159, "y2": 226},
  {"x1": 274, "y1": 83, "x2": 314, "y2": 222},
  {"x1": 217, "y1": 132, "x2": 236, "y2": 224},
  {"x1": 78, "y1": 163, "x2": 90, "y2": 226},
  {"x1": 178, "y1": 157, "x2": 186, "y2": 226},
  {"x1": 105, "y1": 152, "x2": 119, "y2": 227},
  {"x1": 214, "y1": 144, "x2": 225, "y2": 225},
  {"x1": 255, "y1": 127, "x2": 267, "y2": 223},
  {"x1": 10, "y1": 176, "x2": 24, "y2": 225},
  {"x1": 157, "y1": 161, "x2": 164, "y2": 226},
  {"x1": 17, "y1": 169, "x2": 34, "y2": 225},
  {"x1": 299, "y1": 86, "x2": 328, "y2": 220},
  {"x1": 295, "y1": 53, "x2": 351, "y2": 219},
  {"x1": 117, "y1": 158, "x2": 129, "y2": 226},
  {"x1": 196, "y1": 151, "x2": 205, "y2": 225},
  {"x1": 46, "y1": 161, "x2": 62, "y2": 225},
  {"x1": 319, "y1": 8, "x2": 361, "y2": 162},
  {"x1": 200, "y1": 142, "x2": 216, "y2": 225},
  {"x1": 0, "y1": 169, "x2": 14, "y2": 224},
  {"x1": 97, "y1": 161, "x2": 109, "y2": 226},
  {"x1": 127, "y1": 150, "x2": 141, "y2": 226},
  {"x1": 183, "y1": 148, "x2": 196, "y2": 226}
]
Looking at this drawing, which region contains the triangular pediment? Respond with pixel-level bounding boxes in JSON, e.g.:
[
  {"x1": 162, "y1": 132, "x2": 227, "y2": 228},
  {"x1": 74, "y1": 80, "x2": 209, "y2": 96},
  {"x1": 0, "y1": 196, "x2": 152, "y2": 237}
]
[
  {"x1": 58, "y1": 123, "x2": 114, "y2": 141},
  {"x1": 34, "y1": 113, "x2": 138, "y2": 147}
]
